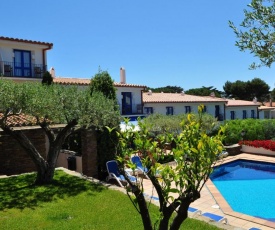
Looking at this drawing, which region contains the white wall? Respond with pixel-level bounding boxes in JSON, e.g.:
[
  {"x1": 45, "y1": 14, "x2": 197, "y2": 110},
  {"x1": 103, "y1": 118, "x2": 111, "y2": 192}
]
[
  {"x1": 116, "y1": 87, "x2": 144, "y2": 114},
  {"x1": 259, "y1": 110, "x2": 275, "y2": 119},
  {"x1": 225, "y1": 106, "x2": 258, "y2": 120},
  {"x1": 56, "y1": 151, "x2": 82, "y2": 173},
  {"x1": 143, "y1": 102, "x2": 225, "y2": 117},
  {"x1": 0, "y1": 40, "x2": 48, "y2": 74}
]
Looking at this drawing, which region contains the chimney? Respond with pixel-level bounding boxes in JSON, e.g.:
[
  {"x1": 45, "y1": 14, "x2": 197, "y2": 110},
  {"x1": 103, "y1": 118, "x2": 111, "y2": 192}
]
[
  {"x1": 181, "y1": 90, "x2": 185, "y2": 96},
  {"x1": 50, "y1": 67, "x2": 56, "y2": 78},
  {"x1": 120, "y1": 67, "x2": 126, "y2": 84},
  {"x1": 253, "y1": 97, "x2": 257, "y2": 104}
]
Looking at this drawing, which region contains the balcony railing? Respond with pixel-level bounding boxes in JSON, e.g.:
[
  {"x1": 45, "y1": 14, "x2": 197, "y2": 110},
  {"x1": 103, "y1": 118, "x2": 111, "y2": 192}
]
[{"x1": 0, "y1": 61, "x2": 47, "y2": 78}]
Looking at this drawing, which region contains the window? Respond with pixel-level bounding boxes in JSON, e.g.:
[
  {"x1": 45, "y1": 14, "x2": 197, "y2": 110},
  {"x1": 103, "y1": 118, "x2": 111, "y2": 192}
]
[
  {"x1": 251, "y1": 110, "x2": 255, "y2": 118},
  {"x1": 185, "y1": 106, "x2": 191, "y2": 114},
  {"x1": 166, "y1": 107, "x2": 173, "y2": 115},
  {"x1": 242, "y1": 110, "x2": 247, "y2": 119},
  {"x1": 202, "y1": 105, "x2": 207, "y2": 113},
  {"x1": 144, "y1": 107, "x2": 153, "y2": 115},
  {"x1": 230, "y1": 111, "x2": 235, "y2": 120}
]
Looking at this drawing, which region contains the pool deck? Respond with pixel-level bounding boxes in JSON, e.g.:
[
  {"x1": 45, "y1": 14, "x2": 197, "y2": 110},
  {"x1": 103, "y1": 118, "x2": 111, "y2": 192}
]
[{"x1": 141, "y1": 153, "x2": 275, "y2": 230}]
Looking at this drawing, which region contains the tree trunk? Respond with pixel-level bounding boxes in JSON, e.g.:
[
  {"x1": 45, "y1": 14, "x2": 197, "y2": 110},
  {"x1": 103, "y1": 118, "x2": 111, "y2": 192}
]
[
  {"x1": 158, "y1": 205, "x2": 176, "y2": 230},
  {"x1": 169, "y1": 191, "x2": 200, "y2": 230},
  {"x1": 2, "y1": 126, "x2": 50, "y2": 184},
  {"x1": 132, "y1": 186, "x2": 153, "y2": 230},
  {"x1": 169, "y1": 200, "x2": 190, "y2": 230},
  {"x1": 2, "y1": 119, "x2": 77, "y2": 185}
]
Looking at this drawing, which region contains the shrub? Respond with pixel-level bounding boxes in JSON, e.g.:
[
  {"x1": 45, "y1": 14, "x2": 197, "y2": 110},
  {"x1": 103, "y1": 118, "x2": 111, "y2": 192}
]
[
  {"x1": 224, "y1": 119, "x2": 275, "y2": 145},
  {"x1": 142, "y1": 112, "x2": 220, "y2": 137}
]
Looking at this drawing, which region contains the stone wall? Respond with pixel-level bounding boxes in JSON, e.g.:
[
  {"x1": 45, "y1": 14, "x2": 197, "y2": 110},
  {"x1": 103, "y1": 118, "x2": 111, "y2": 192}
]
[
  {"x1": 81, "y1": 129, "x2": 98, "y2": 178},
  {"x1": 0, "y1": 127, "x2": 98, "y2": 178},
  {"x1": 0, "y1": 127, "x2": 46, "y2": 175}
]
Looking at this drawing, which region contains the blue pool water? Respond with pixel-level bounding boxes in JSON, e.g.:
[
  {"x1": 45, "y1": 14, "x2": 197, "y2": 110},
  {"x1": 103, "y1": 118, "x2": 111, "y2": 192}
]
[{"x1": 210, "y1": 160, "x2": 275, "y2": 221}]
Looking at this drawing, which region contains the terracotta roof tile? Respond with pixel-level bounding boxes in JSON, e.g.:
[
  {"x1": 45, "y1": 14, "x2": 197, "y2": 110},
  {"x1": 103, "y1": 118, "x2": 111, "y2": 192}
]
[
  {"x1": 263, "y1": 102, "x2": 275, "y2": 107},
  {"x1": 225, "y1": 99, "x2": 260, "y2": 107},
  {"x1": 0, "y1": 36, "x2": 53, "y2": 47},
  {"x1": 142, "y1": 92, "x2": 228, "y2": 103},
  {"x1": 0, "y1": 113, "x2": 37, "y2": 127},
  {"x1": 53, "y1": 77, "x2": 147, "y2": 88}
]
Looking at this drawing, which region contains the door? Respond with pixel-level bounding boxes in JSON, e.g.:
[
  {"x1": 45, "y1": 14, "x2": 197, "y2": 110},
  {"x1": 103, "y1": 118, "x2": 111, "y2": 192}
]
[
  {"x1": 215, "y1": 105, "x2": 220, "y2": 118},
  {"x1": 14, "y1": 50, "x2": 31, "y2": 77},
  {"x1": 121, "y1": 92, "x2": 132, "y2": 115}
]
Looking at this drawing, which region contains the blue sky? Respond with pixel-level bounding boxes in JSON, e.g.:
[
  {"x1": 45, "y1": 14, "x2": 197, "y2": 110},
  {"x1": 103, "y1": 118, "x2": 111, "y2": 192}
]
[{"x1": 1, "y1": 0, "x2": 274, "y2": 91}]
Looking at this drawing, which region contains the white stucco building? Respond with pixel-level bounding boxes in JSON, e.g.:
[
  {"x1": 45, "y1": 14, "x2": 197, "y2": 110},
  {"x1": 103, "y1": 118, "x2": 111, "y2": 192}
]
[{"x1": 0, "y1": 36, "x2": 53, "y2": 80}]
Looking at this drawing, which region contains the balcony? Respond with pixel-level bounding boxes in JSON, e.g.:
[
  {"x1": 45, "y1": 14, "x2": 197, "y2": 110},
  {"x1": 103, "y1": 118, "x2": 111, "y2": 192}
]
[{"x1": 0, "y1": 61, "x2": 47, "y2": 78}]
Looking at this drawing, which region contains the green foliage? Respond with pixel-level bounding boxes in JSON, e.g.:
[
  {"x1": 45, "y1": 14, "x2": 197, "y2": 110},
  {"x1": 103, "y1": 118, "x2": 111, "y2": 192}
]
[
  {"x1": 90, "y1": 69, "x2": 117, "y2": 100},
  {"x1": 142, "y1": 112, "x2": 220, "y2": 137},
  {"x1": 97, "y1": 128, "x2": 120, "y2": 179},
  {"x1": 0, "y1": 79, "x2": 120, "y2": 183},
  {"x1": 89, "y1": 69, "x2": 120, "y2": 177},
  {"x1": 62, "y1": 131, "x2": 82, "y2": 154},
  {"x1": 223, "y1": 77, "x2": 270, "y2": 102},
  {"x1": 41, "y1": 71, "x2": 53, "y2": 85},
  {"x1": 148, "y1": 85, "x2": 183, "y2": 93},
  {"x1": 112, "y1": 106, "x2": 225, "y2": 230},
  {"x1": 229, "y1": 0, "x2": 275, "y2": 69},
  {"x1": 185, "y1": 86, "x2": 223, "y2": 97},
  {"x1": 0, "y1": 80, "x2": 119, "y2": 128},
  {"x1": 224, "y1": 119, "x2": 275, "y2": 145}
]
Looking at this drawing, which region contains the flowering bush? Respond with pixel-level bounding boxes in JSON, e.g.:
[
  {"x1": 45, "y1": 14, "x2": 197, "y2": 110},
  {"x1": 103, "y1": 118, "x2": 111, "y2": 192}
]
[{"x1": 238, "y1": 140, "x2": 275, "y2": 151}]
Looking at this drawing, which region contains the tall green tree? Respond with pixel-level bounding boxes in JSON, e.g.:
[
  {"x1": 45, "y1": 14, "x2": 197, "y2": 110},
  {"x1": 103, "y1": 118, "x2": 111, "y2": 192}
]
[
  {"x1": 223, "y1": 77, "x2": 270, "y2": 101},
  {"x1": 148, "y1": 85, "x2": 183, "y2": 93},
  {"x1": 90, "y1": 69, "x2": 120, "y2": 179},
  {"x1": 229, "y1": 0, "x2": 275, "y2": 69},
  {"x1": 90, "y1": 69, "x2": 117, "y2": 100},
  {"x1": 41, "y1": 71, "x2": 53, "y2": 85},
  {"x1": 110, "y1": 106, "x2": 225, "y2": 230},
  {"x1": 0, "y1": 80, "x2": 119, "y2": 184},
  {"x1": 185, "y1": 86, "x2": 223, "y2": 97}
]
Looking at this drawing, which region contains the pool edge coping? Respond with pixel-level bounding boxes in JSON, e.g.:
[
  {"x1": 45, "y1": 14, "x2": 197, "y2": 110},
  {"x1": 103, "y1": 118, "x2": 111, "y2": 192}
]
[{"x1": 207, "y1": 155, "x2": 275, "y2": 229}]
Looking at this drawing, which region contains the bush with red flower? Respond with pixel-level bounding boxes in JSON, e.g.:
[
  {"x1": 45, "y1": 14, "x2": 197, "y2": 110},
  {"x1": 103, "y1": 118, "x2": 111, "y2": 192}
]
[{"x1": 238, "y1": 140, "x2": 275, "y2": 151}]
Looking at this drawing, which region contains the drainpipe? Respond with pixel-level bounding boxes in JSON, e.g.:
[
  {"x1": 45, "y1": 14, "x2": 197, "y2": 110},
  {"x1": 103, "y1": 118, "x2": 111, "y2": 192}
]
[
  {"x1": 224, "y1": 101, "x2": 227, "y2": 121},
  {"x1": 141, "y1": 87, "x2": 146, "y2": 114},
  {"x1": 42, "y1": 44, "x2": 53, "y2": 72}
]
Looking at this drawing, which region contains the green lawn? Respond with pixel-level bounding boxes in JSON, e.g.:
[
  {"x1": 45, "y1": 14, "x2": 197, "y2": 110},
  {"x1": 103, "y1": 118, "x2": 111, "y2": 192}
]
[{"x1": 0, "y1": 170, "x2": 221, "y2": 230}]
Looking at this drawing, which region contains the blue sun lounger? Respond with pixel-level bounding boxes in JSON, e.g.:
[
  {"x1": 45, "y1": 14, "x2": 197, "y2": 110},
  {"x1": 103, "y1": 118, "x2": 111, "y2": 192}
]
[
  {"x1": 249, "y1": 228, "x2": 261, "y2": 230},
  {"x1": 131, "y1": 155, "x2": 150, "y2": 179},
  {"x1": 188, "y1": 207, "x2": 201, "y2": 215},
  {"x1": 201, "y1": 212, "x2": 228, "y2": 224},
  {"x1": 106, "y1": 160, "x2": 138, "y2": 187}
]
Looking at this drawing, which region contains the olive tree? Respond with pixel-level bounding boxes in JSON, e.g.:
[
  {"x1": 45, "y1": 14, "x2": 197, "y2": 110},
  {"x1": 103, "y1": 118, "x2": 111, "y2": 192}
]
[
  {"x1": 0, "y1": 80, "x2": 120, "y2": 184},
  {"x1": 110, "y1": 105, "x2": 225, "y2": 230},
  {"x1": 229, "y1": 0, "x2": 275, "y2": 69}
]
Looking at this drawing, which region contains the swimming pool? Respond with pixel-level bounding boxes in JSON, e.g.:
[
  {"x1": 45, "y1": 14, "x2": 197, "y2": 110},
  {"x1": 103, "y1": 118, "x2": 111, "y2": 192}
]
[{"x1": 210, "y1": 160, "x2": 275, "y2": 222}]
